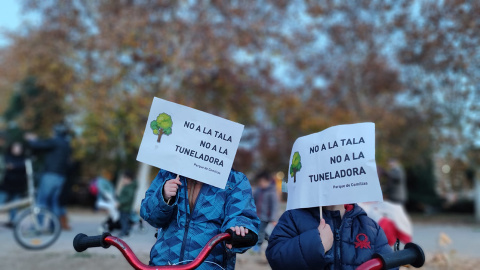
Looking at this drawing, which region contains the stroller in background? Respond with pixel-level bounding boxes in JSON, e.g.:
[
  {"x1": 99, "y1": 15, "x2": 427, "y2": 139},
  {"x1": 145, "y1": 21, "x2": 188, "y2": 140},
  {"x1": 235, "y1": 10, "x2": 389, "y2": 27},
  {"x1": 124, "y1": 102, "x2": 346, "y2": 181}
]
[
  {"x1": 101, "y1": 211, "x2": 148, "y2": 235},
  {"x1": 89, "y1": 176, "x2": 148, "y2": 235}
]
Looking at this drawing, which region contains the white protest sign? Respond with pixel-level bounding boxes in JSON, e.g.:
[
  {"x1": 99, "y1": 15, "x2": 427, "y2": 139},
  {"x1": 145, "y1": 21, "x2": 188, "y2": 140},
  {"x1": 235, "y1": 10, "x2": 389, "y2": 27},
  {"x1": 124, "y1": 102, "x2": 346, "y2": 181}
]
[
  {"x1": 286, "y1": 122, "x2": 383, "y2": 210},
  {"x1": 136, "y1": 97, "x2": 244, "y2": 189}
]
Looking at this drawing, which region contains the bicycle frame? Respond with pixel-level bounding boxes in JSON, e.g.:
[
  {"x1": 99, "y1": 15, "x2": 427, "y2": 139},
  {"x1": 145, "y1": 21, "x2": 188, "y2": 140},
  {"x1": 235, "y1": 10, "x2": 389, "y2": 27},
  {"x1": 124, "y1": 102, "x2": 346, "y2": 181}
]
[
  {"x1": 0, "y1": 198, "x2": 31, "y2": 213},
  {"x1": 17, "y1": 158, "x2": 44, "y2": 229},
  {"x1": 0, "y1": 158, "x2": 34, "y2": 214}
]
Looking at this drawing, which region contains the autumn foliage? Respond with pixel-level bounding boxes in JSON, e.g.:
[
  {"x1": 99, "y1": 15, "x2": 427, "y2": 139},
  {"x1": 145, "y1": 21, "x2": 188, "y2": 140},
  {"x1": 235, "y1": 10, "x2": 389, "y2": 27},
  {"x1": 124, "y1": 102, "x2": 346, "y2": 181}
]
[{"x1": 0, "y1": 0, "x2": 478, "y2": 200}]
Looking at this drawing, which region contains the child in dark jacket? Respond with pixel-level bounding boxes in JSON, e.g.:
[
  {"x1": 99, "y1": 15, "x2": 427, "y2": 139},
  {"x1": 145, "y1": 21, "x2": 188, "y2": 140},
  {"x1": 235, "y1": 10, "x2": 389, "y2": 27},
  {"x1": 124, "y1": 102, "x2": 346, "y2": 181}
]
[
  {"x1": 266, "y1": 204, "x2": 397, "y2": 270},
  {"x1": 117, "y1": 171, "x2": 137, "y2": 236}
]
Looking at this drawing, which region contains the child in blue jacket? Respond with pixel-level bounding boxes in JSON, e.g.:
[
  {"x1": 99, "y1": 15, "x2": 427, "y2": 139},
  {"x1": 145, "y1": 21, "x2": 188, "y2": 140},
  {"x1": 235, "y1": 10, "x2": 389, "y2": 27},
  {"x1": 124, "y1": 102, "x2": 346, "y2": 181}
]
[
  {"x1": 266, "y1": 204, "x2": 397, "y2": 270},
  {"x1": 141, "y1": 169, "x2": 260, "y2": 270}
]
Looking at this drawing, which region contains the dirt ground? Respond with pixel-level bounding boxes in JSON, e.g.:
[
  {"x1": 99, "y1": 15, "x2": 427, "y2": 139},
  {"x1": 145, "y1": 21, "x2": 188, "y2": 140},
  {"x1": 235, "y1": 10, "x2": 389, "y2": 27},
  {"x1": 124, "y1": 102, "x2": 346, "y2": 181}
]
[
  {"x1": 1, "y1": 248, "x2": 479, "y2": 269},
  {"x1": 1, "y1": 209, "x2": 479, "y2": 269}
]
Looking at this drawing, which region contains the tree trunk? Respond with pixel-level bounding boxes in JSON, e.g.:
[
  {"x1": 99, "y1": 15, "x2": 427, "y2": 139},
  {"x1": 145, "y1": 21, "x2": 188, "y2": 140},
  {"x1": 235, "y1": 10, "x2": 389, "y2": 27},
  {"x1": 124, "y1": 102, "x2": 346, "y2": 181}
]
[
  {"x1": 157, "y1": 129, "x2": 163, "y2": 143},
  {"x1": 475, "y1": 170, "x2": 480, "y2": 223},
  {"x1": 294, "y1": 171, "x2": 297, "y2": 183},
  {"x1": 133, "y1": 163, "x2": 151, "y2": 213}
]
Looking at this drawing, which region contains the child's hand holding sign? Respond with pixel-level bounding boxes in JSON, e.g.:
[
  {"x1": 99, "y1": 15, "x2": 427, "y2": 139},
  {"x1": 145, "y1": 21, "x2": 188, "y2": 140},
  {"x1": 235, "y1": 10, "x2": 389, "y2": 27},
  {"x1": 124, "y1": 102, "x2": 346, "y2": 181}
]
[
  {"x1": 318, "y1": 219, "x2": 333, "y2": 253},
  {"x1": 163, "y1": 175, "x2": 181, "y2": 203}
]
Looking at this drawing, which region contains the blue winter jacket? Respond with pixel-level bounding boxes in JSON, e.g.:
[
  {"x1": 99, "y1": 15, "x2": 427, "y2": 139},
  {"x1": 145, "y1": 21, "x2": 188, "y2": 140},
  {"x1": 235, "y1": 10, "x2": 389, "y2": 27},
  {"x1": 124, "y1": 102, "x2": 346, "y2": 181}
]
[
  {"x1": 266, "y1": 204, "x2": 397, "y2": 270},
  {"x1": 28, "y1": 135, "x2": 71, "y2": 176},
  {"x1": 140, "y1": 169, "x2": 260, "y2": 270}
]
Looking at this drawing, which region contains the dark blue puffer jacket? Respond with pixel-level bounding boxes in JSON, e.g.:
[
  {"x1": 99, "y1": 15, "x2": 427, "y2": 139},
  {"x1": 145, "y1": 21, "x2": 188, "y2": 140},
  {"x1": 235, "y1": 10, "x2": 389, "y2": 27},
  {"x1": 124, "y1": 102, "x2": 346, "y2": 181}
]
[{"x1": 266, "y1": 204, "x2": 397, "y2": 270}]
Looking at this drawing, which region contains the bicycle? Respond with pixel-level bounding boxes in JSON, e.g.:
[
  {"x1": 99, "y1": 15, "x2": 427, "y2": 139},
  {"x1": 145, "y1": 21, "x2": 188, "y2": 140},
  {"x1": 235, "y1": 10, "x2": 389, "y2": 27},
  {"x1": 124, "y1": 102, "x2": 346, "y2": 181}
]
[
  {"x1": 357, "y1": 242, "x2": 424, "y2": 270},
  {"x1": 73, "y1": 230, "x2": 424, "y2": 270},
  {"x1": 74, "y1": 229, "x2": 258, "y2": 270},
  {"x1": 0, "y1": 157, "x2": 61, "y2": 249}
]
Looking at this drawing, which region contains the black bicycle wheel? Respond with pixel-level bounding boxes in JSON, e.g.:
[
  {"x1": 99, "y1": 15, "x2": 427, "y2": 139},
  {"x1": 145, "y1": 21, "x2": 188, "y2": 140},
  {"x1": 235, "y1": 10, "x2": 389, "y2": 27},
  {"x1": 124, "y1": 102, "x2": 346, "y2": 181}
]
[{"x1": 13, "y1": 208, "x2": 61, "y2": 250}]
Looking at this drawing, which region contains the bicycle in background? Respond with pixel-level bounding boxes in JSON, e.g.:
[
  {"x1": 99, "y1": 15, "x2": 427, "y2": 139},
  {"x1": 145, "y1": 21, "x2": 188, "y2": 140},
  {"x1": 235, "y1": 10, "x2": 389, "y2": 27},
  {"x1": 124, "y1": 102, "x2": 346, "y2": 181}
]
[{"x1": 0, "y1": 156, "x2": 61, "y2": 249}]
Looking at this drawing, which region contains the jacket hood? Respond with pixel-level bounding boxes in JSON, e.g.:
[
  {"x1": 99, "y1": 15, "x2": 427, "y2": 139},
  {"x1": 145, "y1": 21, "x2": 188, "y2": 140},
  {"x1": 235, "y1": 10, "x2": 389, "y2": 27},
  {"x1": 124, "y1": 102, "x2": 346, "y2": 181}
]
[
  {"x1": 308, "y1": 203, "x2": 367, "y2": 220},
  {"x1": 342, "y1": 203, "x2": 368, "y2": 219}
]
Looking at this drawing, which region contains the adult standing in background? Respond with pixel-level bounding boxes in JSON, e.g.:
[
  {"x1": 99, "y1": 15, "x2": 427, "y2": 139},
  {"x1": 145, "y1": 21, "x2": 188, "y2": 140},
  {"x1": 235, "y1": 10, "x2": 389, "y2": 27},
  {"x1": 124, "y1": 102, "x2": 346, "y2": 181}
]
[
  {"x1": 0, "y1": 141, "x2": 28, "y2": 227},
  {"x1": 252, "y1": 171, "x2": 279, "y2": 253},
  {"x1": 25, "y1": 124, "x2": 72, "y2": 230},
  {"x1": 385, "y1": 159, "x2": 407, "y2": 205}
]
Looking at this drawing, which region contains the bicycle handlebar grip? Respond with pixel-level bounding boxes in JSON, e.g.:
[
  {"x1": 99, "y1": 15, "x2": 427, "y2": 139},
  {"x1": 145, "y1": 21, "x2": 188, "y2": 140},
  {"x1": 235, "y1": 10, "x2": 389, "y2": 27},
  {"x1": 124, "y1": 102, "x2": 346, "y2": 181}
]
[
  {"x1": 73, "y1": 232, "x2": 111, "y2": 252},
  {"x1": 373, "y1": 242, "x2": 425, "y2": 269},
  {"x1": 225, "y1": 229, "x2": 258, "y2": 248}
]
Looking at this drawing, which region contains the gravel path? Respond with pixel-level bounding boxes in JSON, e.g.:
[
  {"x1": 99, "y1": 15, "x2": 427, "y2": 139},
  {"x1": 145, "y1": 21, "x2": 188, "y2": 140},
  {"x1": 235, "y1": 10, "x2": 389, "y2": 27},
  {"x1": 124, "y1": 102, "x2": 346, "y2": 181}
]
[{"x1": 0, "y1": 210, "x2": 479, "y2": 269}]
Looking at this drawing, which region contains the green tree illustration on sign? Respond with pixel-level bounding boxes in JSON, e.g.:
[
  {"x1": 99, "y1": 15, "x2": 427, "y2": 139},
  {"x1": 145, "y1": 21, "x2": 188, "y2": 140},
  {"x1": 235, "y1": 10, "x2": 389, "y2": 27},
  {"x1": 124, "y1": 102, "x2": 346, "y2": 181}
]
[
  {"x1": 150, "y1": 113, "x2": 173, "y2": 143},
  {"x1": 290, "y1": 151, "x2": 302, "y2": 183}
]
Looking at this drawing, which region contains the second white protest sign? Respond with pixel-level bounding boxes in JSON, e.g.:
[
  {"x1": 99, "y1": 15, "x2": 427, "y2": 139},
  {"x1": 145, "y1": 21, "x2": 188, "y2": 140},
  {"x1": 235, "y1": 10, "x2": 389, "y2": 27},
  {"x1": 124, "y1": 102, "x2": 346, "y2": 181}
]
[{"x1": 286, "y1": 122, "x2": 383, "y2": 210}]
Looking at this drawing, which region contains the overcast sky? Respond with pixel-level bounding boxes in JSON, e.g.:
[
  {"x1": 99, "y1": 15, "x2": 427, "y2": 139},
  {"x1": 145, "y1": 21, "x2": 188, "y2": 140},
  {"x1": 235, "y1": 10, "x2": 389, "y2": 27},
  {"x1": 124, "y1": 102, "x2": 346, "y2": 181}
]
[{"x1": 0, "y1": 0, "x2": 27, "y2": 47}]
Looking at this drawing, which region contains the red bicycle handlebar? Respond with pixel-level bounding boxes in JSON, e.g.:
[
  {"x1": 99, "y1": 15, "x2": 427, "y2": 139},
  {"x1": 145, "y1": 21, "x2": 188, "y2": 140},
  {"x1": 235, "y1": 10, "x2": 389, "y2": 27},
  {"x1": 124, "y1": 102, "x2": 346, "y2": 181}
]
[
  {"x1": 73, "y1": 229, "x2": 257, "y2": 270},
  {"x1": 356, "y1": 242, "x2": 425, "y2": 270},
  {"x1": 104, "y1": 233, "x2": 231, "y2": 270},
  {"x1": 356, "y1": 258, "x2": 383, "y2": 270},
  {"x1": 74, "y1": 232, "x2": 423, "y2": 270}
]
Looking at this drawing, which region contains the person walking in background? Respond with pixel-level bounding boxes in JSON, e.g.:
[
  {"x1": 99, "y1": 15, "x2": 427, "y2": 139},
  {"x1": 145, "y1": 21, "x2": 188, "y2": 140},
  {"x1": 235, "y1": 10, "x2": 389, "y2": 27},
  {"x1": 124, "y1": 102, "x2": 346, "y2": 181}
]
[
  {"x1": 116, "y1": 171, "x2": 137, "y2": 237},
  {"x1": 359, "y1": 201, "x2": 412, "y2": 246},
  {"x1": 25, "y1": 124, "x2": 72, "y2": 230},
  {"x1": 252, "y1": 170, "x2": 279, "y2": 253},
  {"x1": 0, "y1": 142, "x2": 28, "y2": 227},
  {"x1": 365, "y1": 159, "x2": 412, "y2": 246},
  {"x1": 385, "y1": 159, "x2": 407, "y2": 205}
]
